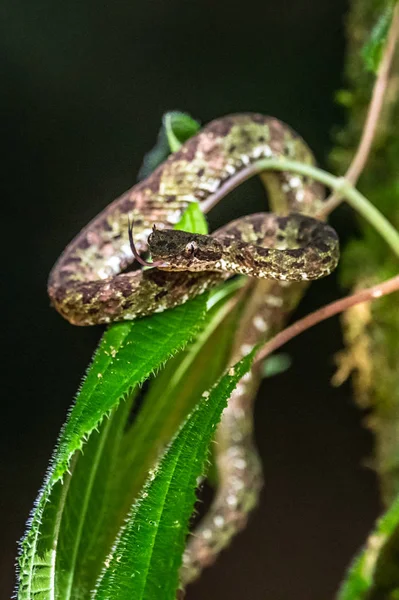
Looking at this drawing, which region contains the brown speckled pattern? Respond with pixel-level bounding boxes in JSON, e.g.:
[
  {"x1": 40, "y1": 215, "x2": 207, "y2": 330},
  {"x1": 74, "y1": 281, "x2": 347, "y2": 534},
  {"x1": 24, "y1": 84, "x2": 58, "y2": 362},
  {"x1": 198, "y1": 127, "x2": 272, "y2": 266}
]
[
  {"x1": 48, "y1": 113, "x2": 338, "y2": 325},
  {"x1": 48, "y1": 114, "x2": 338, "y2": 593},
  {"x1": 150, "y1": 212, "x2": 338, "y2": 281}
]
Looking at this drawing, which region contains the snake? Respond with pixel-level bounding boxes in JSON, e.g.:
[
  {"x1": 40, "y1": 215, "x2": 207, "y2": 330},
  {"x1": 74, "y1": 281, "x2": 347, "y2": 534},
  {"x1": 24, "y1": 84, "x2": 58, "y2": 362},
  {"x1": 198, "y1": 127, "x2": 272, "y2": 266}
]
[
  {"x1": 48, "y1": 114, "x2": 338, "y2": 325},
  {"x1": 48, "y1": 113, "x2": 339, "y2": 589}
]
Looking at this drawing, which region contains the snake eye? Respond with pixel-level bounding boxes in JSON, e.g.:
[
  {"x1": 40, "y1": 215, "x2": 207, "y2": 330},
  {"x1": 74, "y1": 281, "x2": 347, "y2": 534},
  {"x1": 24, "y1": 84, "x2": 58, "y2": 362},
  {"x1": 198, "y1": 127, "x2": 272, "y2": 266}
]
[{"x1": 184, "y1": 242, "x2": 197, "y2": 257}]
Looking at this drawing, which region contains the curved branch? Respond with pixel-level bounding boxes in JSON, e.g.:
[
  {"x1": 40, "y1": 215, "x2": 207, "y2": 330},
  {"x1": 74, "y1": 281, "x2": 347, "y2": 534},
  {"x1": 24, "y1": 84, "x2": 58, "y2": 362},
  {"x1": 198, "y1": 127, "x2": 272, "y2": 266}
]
[
  {"x1": 320, "y1": 3, "x2": 399, "y2": 216},
  {"x1": 254, "y1": 274, "x2": 399, "y2": 365}
]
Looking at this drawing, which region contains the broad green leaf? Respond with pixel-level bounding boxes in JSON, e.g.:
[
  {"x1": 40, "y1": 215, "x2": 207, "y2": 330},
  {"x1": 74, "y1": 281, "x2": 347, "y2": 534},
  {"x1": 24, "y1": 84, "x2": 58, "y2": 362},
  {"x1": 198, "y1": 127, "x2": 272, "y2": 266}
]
[
  {"x1": 17, "y1": 295, "x2": 209, "y2": 600},
  {"x1": 93, "y1": 348, "x2": 257, "y2": 600},
  {"x1": 72, "y1": 278, "x2": 244, "y2": 591},
  {"x1": 362, "y1": 3, "x2": 396, "y2": 73},
  {"x1": 54, "y1": 399, "x2": 134, "y2": 599},
  {"x1": 56, "y1": 299, "x2": 209, "y2": 479},
  {"x1": 18, "y1": 108, "x2": 213, "y2": 600},
  {"x1": 137, "y1": 111, "x2": 200, "y2": 179},
  {"x1": 164, "y1": 111, "x2": 201, "y2": 152},
  {"x1": 18, "y1": 124, "x2": 216, "y2": 599},
  {"x1": 174, "y1": 201, "x2": 209, "y2": 235},
  {"x1": 56, "y1": 194, "x2": 231, "y2": 593},
  {"x1": 338, "y1": 493, "x2": 399, "y2": 599},
  {"x1": 112, "y1": 278, "x2": 244, "y2": 511}
]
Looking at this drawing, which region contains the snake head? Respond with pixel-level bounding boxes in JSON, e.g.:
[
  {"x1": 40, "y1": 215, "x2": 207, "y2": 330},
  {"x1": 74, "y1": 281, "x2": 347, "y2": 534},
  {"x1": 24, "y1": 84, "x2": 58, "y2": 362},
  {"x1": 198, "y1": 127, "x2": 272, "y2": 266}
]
[{"x1": 148, "y1": 228, "x2": 223, "y2": 271}]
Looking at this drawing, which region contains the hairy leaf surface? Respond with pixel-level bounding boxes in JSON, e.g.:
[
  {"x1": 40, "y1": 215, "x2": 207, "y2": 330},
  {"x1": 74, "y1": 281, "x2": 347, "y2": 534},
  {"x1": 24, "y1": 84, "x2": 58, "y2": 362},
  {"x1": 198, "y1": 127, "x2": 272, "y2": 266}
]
[
  {"x1": 17, "y1": 296, "x2": 208, "y2": 600},
  {"x1": 94, "y1": 349, "x2": 256, "y2": 600}
]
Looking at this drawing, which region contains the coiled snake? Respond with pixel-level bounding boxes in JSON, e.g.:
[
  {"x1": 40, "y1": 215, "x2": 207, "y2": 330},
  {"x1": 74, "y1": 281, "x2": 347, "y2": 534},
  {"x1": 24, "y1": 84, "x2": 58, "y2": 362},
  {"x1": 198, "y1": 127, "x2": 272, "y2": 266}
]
[{"x1": 48, "y1": 114, "x2": 339, "y2": 590}]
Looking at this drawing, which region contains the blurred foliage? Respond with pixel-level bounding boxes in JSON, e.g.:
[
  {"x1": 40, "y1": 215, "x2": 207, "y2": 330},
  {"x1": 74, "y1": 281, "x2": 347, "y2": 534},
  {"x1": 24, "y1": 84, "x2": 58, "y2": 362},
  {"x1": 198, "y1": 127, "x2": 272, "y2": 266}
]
[
  {"x1": 330, "y1": 0, "x2": 399, "y2": 506},
  {"x1": 138, "y1": 112, "x2": 201, "y2": 180},
  {"x1": 362, "y1": 1, "x2": 396, "y2": 73},
  {"x1": 331, "y1": 4, "x2": 399, "y2": 598}
]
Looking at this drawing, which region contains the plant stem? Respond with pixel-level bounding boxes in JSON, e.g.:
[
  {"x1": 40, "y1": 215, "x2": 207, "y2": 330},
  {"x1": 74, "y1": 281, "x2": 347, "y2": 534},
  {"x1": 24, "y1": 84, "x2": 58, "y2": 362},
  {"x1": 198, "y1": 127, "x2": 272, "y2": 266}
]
[
  {"x1": 321, "y1": 3, "x2": 399, "y2": 215},
  {"x1": 261, "y1": 159, "x2": 399, "y2": 259},
  {"x1": 254, "y1": 274, "x2": 399, "y2": 366},
  {"x1": 202, "y1": 157, "x2": 399, "y2": 259},
  {"x1": 335, "y1": 181, "x2": 399, "y2": 255},
  {"x1": 201, "y1": 8, "x2": 399, "y2": 257}
]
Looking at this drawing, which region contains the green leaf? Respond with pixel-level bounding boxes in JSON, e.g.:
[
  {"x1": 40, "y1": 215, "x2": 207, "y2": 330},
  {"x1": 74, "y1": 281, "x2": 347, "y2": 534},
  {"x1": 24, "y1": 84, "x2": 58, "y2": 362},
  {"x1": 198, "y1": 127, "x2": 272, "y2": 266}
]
[
  {"x1": 164, "y1": 111, "x2": 201, "y2": 152},
  {"x1": 17, "y1": 125, "x2": 218, "y2": 599},
  {"x1": 17, "y1": 296, "x2": 209, "y2": 600},
  {"x1": 93, "y1": 348, "x2": 257, "y2": 600},
  {"x1": 174, "y1": 202, "x2": 209, "y2": 235},
  {"x1": 362, "y1": 3, "x2": 395, "y2": 73},
  {"x1": 54, "y1": 399, "x2": 135, "y2": 599},
  {"x1": 137, "y1": 111, "x2": 200, "y2": 179},
  {"x1": 18, "y1": 110, "x2": 214, "y2": 600},
  {"x1": 338, "y1": 493, "x2": 399, "y2": 599},
  {"x1": 112, "y1": 278, "x2": 243, "y2": 511},
  {"x1": 57, "y1": 300, "x2": 208, "y2": 479}
]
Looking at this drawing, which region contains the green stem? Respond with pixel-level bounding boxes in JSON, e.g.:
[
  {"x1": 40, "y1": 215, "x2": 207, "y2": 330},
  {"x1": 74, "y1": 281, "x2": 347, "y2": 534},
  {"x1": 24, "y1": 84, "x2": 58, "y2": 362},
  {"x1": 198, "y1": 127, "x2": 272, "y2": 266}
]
[
  {"x1": 337, "y1": 181, "x2": 399, "y2": 257},
  {"x1": 249, "y1": 159, "x2": 399, "y2": 260}
]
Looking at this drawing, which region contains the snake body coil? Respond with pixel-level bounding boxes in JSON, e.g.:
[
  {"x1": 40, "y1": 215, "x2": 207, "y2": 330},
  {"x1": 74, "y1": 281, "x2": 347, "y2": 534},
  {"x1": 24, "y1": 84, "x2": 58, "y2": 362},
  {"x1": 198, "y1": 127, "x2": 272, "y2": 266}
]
[
  {"x1": 48, "y1": 114, "x2": 338, "y2": 325},
  {"x1": 48, "y1": 113, "x2": 339, "y2": 591}
]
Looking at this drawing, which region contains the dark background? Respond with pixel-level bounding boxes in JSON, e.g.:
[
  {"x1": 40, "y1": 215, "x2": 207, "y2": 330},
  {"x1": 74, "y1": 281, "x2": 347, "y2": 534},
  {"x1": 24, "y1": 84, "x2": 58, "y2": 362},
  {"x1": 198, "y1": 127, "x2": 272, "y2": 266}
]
[{"x1": 1, "y1": 1, "x2": 381, "y2": 598}]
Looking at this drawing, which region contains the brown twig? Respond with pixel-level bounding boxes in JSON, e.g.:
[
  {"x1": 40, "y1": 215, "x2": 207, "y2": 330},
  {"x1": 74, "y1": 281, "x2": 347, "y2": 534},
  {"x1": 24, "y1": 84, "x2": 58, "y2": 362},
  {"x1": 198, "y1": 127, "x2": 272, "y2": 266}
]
[
  {"x1": 319, "y1": 4, "x2": 399, "y2": 218},
  {"x1": 254, "y1": 275, "x2": 399, "y2": 365}
]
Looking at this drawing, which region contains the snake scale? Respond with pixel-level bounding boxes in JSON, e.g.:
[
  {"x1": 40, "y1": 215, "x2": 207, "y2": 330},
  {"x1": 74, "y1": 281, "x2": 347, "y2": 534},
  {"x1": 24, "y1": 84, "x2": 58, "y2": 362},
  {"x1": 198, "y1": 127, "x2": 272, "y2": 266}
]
[{"x1": 48, "y1": 114, "x2": 339, "y2": 590}]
